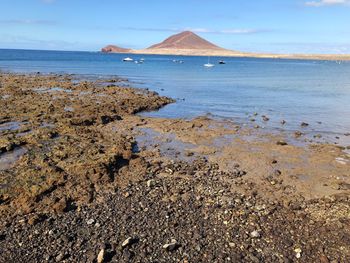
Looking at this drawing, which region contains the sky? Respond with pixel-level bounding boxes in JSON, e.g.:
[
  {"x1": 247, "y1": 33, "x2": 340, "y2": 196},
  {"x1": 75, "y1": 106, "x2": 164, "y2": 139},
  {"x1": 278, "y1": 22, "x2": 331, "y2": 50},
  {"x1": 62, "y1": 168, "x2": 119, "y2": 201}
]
[{"x1": 0, "y1": 0, "x2": 349, "y2": 54}]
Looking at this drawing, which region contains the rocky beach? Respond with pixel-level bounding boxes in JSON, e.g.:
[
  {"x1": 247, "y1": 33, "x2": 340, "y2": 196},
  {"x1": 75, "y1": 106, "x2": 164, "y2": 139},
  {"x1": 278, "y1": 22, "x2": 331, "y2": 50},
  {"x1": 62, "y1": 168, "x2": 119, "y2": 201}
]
[{"x1": 1, "y1": 73, "x2": 350, "y2": 262}]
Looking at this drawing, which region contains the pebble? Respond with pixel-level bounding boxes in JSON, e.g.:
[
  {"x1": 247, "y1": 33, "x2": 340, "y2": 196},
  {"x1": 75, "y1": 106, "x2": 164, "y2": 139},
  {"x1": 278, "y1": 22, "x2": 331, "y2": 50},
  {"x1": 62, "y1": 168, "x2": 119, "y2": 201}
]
[
  {"x1": 97, "y1": 249, "x2": 105, "y2": 263},
  {"x1": 294, "y1": 247, "x2": 302, "y2": 258},
  {"x1": 163, "y1": 239, "x2": 180, "y2": 251},
  {"x1": 122, "y1": 237, "x2": 139, "y2": 248},
  {"x1": 146, "y1": 179, "x2": 156, "y2": 188},
  {"x1": 262, "y1": 116, "x2": 270, "y2": 122},
  {"x1": 276, "y1": 140, "x2": 288, "y2": 146},
  {"x1": 294, "y1": 131, "x2": 303, "y2": 137},
  {"x1": 250, "y1": 230, "x2": 260, "y2": 238},
  {"x1": 55, "y1": 252, "x2": 65, "y2": 262},
  {"x1": 301, "y1": 122, "x2": 309, "y2": 127},
  {"x1": 86, "y1": 219, "x2": 95, "y2": 225}
]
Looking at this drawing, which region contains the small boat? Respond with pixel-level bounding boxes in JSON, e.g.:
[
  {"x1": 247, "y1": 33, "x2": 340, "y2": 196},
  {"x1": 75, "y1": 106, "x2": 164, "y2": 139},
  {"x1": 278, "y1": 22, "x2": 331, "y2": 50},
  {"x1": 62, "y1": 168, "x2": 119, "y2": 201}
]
[
  {"x1": 173, "y1": 59, "x2": 184, "y2": 64},
  {"x1": 219, "y1": 60, "x2": 226, "y2": 64},
  {"x1": 204, "y1": 57, "x2": 214, "y2": 67},
  {"x1": 123, "y1": 57, "x2": 133, "y2": 62}
]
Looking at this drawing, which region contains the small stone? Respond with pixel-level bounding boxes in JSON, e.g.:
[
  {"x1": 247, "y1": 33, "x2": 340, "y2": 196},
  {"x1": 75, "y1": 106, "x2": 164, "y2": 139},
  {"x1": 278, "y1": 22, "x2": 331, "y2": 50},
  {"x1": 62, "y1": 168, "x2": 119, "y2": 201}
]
[
  {"x1": 250, "y1": 230, "x2": 260, "y2": 238},
  {"x1": 229, "y1": 242, "x2": 236, "y2": 248},
  {"x1": 345, "y1": 133, "x2": 350, "y2": 136},
  {"x1": 163, "y1": 239, "x2": 180, "y2": 251},
  {"x1": 294, "y1": 131, "x2": 303, "y2": 138},
  {"x1": 281, "y1": 120, "x2": 286, "y2": 125},
  {"x1": 87, "y1": 219, "x2": 95, "y2": 225},
  {"x1": 146, "y1": 179, "x2": 156, "y2": 188},
  {"x1": 122, "y1": 237, "x2": 139, "y2": 248},
  {"x1": 276, "y1": 140, "x2": 288, "y2": 146},
  {"x1": 294, "y1": 247, "x2": 302, "y2": 258},
  {"x1": 301, "y1": 122, "x2": 309, "y2": 127},
  {"x1": 97, "y1": 249, "x2": 105, "y2": 263},
  {"x1": 55, "y1": 252, "x2": 65, "y2": 262},
  {"x1": 262, "y1": 116, "x2": 270, "y2": 122}
]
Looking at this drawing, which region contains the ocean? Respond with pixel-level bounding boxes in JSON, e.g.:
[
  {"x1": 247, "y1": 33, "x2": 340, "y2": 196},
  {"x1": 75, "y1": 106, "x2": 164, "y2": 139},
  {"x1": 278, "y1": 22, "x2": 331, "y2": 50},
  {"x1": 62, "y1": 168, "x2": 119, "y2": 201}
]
[{"x1": 1, "y1": 49, "x2": 350, "y2": 145}]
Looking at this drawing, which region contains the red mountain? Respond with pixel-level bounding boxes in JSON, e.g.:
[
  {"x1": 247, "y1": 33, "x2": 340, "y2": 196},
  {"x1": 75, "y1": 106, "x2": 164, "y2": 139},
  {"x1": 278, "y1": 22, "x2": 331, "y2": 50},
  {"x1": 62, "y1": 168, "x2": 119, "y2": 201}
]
[{"x1": 148, "y1": 31, "x2": 223, "y2": 50}]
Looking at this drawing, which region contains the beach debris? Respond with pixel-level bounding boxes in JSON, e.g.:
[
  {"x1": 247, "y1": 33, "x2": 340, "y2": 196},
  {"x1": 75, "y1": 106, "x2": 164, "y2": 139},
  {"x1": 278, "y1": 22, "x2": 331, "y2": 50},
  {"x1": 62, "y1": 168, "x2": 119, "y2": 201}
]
[
  {"x1": 281, "y1": 120, "x2": 286, "y2": 125},
  {"x1": 301, "y1": 122, "x2": 309, "y2": 127}
]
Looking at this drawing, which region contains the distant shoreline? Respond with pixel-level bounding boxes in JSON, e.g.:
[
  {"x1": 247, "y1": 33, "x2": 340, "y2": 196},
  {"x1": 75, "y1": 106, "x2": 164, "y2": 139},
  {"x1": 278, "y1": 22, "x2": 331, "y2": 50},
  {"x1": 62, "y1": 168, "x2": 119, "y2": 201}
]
[{"x1": 104, "y1": 48, "x2": 350, "y2": 61}]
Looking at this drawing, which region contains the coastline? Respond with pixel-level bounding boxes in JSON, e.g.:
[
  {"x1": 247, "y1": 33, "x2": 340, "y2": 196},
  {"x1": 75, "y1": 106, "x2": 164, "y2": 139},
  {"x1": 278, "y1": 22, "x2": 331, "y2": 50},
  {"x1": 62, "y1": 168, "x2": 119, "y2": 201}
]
[
  {"x1": 1, "y1": 73, "x2": 350, "y2": 262},
  {"x1": 107, "y1": 48, "x2": 350, "y2": 61}
]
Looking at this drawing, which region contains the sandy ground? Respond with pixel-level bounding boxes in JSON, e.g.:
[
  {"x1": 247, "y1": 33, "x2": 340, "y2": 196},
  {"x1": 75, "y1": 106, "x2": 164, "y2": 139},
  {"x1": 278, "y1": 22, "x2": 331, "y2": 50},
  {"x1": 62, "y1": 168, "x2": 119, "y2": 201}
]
[{"x1": 0, "y1": 73, "x2": 350, "y2": 262}]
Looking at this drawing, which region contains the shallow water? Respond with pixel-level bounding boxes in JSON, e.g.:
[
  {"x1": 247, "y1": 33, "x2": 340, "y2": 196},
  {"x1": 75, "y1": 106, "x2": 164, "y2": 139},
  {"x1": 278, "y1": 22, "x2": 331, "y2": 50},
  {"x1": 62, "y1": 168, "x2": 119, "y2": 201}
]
[
  {"x1": 135, "y1": 127, "x2": 196, "y2": 161},
  {"x1": 0, "y1": 147, "x2": 28, "y2": 171},
  {"x1": 0, "y1": 122, "x2": 22, "y2": 131},
  {"x1": 1, "y1": 49, "x2": 350, "y2": 145}
]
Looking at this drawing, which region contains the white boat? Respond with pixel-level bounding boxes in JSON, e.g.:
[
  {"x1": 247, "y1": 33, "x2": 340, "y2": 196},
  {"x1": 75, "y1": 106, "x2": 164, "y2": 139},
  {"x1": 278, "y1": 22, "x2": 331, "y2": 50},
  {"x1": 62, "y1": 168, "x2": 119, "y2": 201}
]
[
  {"x1": 204, "y1": 57, "x2": 214, "y2": 67},
  {"x1": 123, "y1": 57, "x2": 133, "y2": 62}
]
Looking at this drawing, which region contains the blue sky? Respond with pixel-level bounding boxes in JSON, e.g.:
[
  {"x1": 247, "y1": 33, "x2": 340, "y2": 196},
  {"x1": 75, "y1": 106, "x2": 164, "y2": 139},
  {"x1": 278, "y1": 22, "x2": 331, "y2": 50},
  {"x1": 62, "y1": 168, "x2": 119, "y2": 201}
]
[{"x1": 0, "y1": 0, "x2": 349, "y2": 54}]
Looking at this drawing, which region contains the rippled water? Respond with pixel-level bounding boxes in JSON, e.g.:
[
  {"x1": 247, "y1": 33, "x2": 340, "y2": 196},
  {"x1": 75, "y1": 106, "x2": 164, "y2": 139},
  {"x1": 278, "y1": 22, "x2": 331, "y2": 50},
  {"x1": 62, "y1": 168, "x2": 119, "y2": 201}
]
[{"x1": 1, "y1": 49, "x2": 350, "y2": 144}]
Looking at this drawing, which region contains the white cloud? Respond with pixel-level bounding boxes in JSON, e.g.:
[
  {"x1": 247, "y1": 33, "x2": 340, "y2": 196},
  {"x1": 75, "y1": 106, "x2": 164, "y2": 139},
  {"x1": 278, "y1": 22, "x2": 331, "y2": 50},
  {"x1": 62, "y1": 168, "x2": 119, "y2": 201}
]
[{"x1": 305, "y1": 0, "x2": 350, "y2": 7}]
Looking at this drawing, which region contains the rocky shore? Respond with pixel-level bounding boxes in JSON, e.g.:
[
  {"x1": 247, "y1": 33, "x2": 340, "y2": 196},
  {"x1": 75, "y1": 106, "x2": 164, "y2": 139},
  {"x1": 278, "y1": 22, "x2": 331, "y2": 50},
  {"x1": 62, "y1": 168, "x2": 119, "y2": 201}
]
[{"x1": 1, "y1": 73, "x2": 350, "y2": 262}]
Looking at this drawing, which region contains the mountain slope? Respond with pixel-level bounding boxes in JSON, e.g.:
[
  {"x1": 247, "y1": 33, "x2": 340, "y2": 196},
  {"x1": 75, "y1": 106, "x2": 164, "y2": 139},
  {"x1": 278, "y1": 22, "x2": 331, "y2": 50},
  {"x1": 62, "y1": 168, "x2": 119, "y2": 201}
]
[{"x1": 148, "y1": 31, "x2": 223, "y2": 50}]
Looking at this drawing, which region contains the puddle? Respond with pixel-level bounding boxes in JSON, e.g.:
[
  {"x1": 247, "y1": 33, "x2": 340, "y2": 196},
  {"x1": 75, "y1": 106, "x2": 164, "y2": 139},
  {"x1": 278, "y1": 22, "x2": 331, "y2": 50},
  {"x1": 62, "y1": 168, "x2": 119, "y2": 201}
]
[
  {"x1": 34, "y1": 87, "x2": 73, "y2": 93},
  {"x1": 135, "y1": 128, "x2": 196, "y2": 161},
  {"x1": 0, "y1": 121, "x2": 28, "y2": 132},
  {"x1": 79, "y1": 91, "x2": 92, "y2": 96},
  {"x1": 0, "y1": 147, "x2": 28, "y2": 171},
  {"x1": 0, "y1": 122, "x2": 22, "y2": 131},
  {"x1": 41, "y1": 122, "x2": 55, "y2": 128},
  {"x1": 64, "y1": 106, "x2": 74, "y2": 112}
]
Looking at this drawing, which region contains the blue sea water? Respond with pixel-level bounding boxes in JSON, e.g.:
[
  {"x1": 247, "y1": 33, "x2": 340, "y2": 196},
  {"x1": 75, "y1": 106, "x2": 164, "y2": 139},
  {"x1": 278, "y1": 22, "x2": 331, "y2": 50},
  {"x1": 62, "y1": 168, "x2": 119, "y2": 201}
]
[{"x1": 1, "y1": 49, "x2": 350, "y2": 142}]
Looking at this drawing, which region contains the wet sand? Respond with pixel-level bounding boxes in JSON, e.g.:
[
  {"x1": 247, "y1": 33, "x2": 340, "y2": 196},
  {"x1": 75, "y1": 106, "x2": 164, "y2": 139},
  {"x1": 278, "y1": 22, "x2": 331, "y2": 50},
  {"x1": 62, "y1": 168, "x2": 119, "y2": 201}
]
[{"x1": 0, "y1": 73, "x2": 350, "y2": 262}]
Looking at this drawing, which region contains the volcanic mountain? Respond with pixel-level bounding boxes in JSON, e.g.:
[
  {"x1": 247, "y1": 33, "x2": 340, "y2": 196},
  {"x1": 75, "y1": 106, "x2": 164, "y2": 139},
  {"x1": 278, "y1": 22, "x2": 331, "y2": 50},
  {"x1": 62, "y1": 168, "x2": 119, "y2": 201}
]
[
  {"x1": 101, "y1": 45, "x2": 131, "y2": 53},
  {"x1": 148, "y1": 31, "x2": 223, "y2": 50}
]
